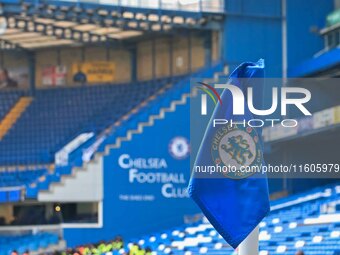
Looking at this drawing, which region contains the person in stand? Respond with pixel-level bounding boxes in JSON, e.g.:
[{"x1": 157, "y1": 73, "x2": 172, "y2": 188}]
[
  {"x1": 112, "y1": 236, "x2": 124, "y2": 250},
  {"x1": 22, "y1": 250, "x2": 30, "y2": 255},
  {"x1": 144, "y1": 247, "x2": 152, "y2": 255},
  {"x1": 73, "y1": 64, "x2": 87, "y2": 86},
  {"x1": 0, "y1": 68, "x2": 18, "y2": 88},
  {"x1": 295, "y1": 251, "x2": 305, "y2": 255}
]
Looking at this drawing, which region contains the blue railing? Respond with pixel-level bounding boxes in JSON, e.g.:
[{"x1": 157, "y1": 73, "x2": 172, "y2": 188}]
[{"x1": 44, "y1": 0, "x2": 224, "y2": 13}]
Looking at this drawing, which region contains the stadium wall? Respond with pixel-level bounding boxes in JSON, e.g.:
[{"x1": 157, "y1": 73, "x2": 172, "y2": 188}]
[
  {"x1": 35, "y1": 47, "x2": 131, "y2": 86},
  {"x1": 0, "y1": 204, "x2": 14, "y2": 224},
  {"x1": 137, "y1": 36, "x2": 205, "y2": 80},
  {"x1": 223, "y1": 0, "x2": 334, "y2": 78},
  {"x1": 287, "y1": 0, "x2": 334, "y2": 70},
  {"x1": 38, "y1": 157, "x2": 103, "y2": 202},
  {"x1": 223, "y1": 0, "x2": 283, "y2": 77},
  {"x1": 0, "y1": 51, "x2": 29, "y2": 87}
]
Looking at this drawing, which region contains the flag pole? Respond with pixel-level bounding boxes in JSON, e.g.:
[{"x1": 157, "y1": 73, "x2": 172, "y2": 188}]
[{"x1": 238, "y1": 225, "x2": 259, "y2": 255}]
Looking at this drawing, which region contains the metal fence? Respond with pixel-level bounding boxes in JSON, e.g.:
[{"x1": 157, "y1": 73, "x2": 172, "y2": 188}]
[{"x1": 55, "y1": 0, "x2": 225, "y2": 13}]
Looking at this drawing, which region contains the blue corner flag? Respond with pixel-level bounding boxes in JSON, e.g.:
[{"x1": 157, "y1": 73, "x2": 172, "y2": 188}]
[{"x1": 188, "y1": 60, "x2": 270, "y2": 249}]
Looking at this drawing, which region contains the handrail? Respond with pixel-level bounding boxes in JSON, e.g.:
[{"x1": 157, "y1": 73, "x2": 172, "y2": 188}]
[
  {"x1": 0, "y1": 186, "x2": 23, "y2": 191},
  {"x1": 30, "y1": 0, "x2": 225, "y2": 13},
  {"x1": 0, "y1": 224, "x2": 62, "y2": 232}
]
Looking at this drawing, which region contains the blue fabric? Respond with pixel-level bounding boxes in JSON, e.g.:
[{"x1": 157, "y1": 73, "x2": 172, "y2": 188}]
[{"x1": 188, "y1": 60, "x2": 270, "y2": 249}]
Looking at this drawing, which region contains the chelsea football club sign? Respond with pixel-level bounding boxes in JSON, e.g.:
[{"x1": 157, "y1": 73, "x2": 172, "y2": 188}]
[{"x1": 211, "y1": 124, "x2": 262, "y2": 179}]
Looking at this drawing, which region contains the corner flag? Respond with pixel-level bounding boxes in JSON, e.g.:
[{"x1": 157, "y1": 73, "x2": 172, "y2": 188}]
[{"x1": 188, "y1": 60, "x2": 270, "y2": 249}]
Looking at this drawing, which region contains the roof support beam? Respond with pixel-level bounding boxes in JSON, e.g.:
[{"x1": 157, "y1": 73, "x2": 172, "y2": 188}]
[
  {"x1": 5, "y1": 16, "x2": 115, "y2": 44},
  {"x1": 21, "y1": 1, "x2": 222, "y2": 31},
  {"x1": 0, "y1": 38, "x2": 21, "y2": 50}
]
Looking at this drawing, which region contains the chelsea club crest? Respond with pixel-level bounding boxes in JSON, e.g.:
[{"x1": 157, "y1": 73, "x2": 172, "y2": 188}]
[
  {"x1": 211, "y1": 124, "x2": 262, "y2": 179},
  {"x1": 169, "y1": 137, "x2": 190, "y2": 160}
]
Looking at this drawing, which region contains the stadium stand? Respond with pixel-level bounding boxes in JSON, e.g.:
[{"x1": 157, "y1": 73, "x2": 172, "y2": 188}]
[
  {"x1": 0, "y1": 0, "x2": 339, "y2": 254},
  {"x1": 119, "y1": 184, "x2": 339, "y2": 255},
  {"x1": 7, "y1": 183, "x2": 334, "y2": 255},
  {"x1": 0, "y1": 232, "x2": 60, "y2": 255},
  {"x1": 0, "y1": 63, "x2": 223, "y2": 201},
  {"x1": 0, "y1": 168, "x2": 47, "y2": 188},
  {"x1": 0, "y1": 79, "x2": 170, "y2": 165},
  {"x1": 0, "y1": 63, "x2": 223, "y2": 199},
  {"x1": 0, "y1": 67, "x2": 217, "y2": 166}
]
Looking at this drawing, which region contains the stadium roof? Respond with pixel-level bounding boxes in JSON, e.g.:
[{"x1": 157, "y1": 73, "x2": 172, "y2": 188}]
[
  {"x1": 0, "y1": 0, "x2": 225, "y2": 50},
  {"x1": 288, "y1": 48, "x2": 340, "y2": 77}
]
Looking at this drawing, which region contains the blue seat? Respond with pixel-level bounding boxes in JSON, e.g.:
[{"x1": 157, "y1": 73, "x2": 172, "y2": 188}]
[{"x1": 0, "y1": 233, "x2": 59, "y2": 255}]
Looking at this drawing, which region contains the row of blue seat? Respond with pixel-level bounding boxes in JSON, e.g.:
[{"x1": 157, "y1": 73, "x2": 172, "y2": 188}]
[
  {"x1": 0, "y1": 169, "x2": 46, "y2": 188},
  {"x1": 0, "y1": 232, "x2": 59, "y2": 255},
  {"x1": 123, "y1": 184, "x2": 339, "y2": 255},
  {"x1": 0, "y1": 79, "x2": 169, "y2": 165}
]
